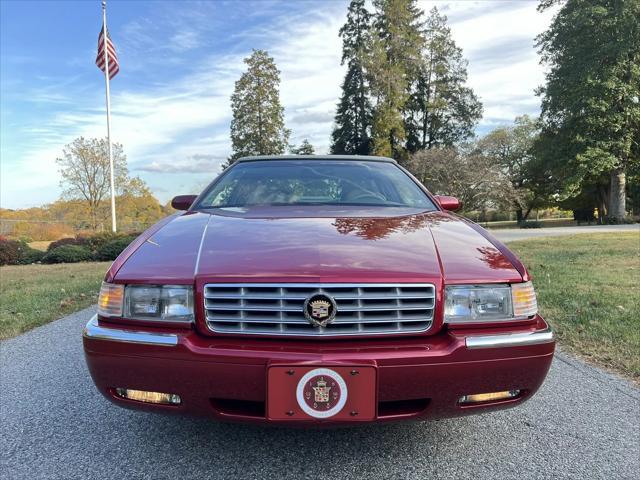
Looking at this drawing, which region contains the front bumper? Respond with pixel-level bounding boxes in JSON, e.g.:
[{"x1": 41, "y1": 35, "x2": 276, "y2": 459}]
[{"x1": 83, "y1": 315, "x2": 555, "y2": 425}]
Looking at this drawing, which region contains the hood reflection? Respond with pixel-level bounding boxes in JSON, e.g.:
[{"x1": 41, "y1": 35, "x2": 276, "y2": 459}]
[
  {"x1": 475, "y1": 246, "x2": 514, "y2": 270},
  {"x1": 333, "y1": 212, "x2": 451, "y2": 240}
]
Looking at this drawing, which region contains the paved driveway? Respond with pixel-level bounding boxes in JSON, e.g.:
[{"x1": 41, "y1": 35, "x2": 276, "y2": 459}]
[
  {"x1": 1, "y1": 307, "x2": 638, "y2": 479},
  {"x1": 490, "y1": 223, "x2": 639, "y2": 242}
]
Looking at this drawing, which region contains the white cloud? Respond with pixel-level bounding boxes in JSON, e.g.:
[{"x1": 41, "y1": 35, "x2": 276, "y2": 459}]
[
  {"x1": 139, "y1": 154, "x2": 225, "y2": 173},
  {"x1": 169, "y1": 30, "x2": 201, "y2": 52}
]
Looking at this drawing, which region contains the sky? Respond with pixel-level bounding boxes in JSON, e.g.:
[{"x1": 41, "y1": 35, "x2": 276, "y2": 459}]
[{"x1": 0, "y1": 0, "x2": 557, "y2": 210}]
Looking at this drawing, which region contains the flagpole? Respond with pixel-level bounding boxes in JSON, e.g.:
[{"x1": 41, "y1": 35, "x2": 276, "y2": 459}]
[{"x1": 102, "y1": 0, "x2": 117, "y2": 232}]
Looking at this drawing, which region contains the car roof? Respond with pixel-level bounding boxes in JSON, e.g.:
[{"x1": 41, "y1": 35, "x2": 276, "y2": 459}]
[{"x1": 236, "y1": 155, "x2": 397, "y2": 164}]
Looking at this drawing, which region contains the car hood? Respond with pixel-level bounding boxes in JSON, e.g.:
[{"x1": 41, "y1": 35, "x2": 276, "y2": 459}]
[{"x1": 113, "y1": 208, "x2": 524, "y2": 285}]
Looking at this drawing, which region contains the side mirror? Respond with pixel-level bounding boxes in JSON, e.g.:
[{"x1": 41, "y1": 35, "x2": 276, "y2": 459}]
[
  {"x1": 435, "y1": 195, "x2": 461, "y2": 212},
  {"x1": 171, "y1": 195, "x2": 198, "y2": 211}
]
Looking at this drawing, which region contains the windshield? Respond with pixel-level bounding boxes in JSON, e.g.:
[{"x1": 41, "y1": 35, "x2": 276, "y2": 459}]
[{"x1": 196, "y1": 160, "x2": 436, "y2": 209}]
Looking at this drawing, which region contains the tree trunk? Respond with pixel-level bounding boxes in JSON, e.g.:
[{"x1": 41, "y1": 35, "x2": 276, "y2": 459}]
[
  {"x1": 515, "y1": 209, "x2": 523, "y2": 224},
  {"x1": 598, "y1": 198, "x2": 606, "y2": 224},
  {"x1": 523, "y1": 206, "x2": 534, "y2": 221},
  {"x1": 90, "y1": 202, "x2": 98, "y2": 231},
  {"x1": 608, "y1": 167, "x2": 626, "y2": 221},
  {"x1": 597, "y1": 185, "x2": 608, "y2": 224}
]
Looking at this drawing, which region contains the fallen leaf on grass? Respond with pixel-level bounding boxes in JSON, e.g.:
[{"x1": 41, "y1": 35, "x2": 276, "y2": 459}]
[{"x1": 59, "y1": 298, "x2": 75, "y2": 308}]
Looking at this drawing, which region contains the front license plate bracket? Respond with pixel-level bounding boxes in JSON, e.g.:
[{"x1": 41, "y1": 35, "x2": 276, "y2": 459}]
[{"x1": 267, "y1": 365, "x2": 377, "y2": 421}]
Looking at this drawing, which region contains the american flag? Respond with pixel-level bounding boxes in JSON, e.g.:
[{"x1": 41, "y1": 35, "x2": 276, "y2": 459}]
[{"x1": 95, "y1": 25, "x2": 119, "y2": 79}]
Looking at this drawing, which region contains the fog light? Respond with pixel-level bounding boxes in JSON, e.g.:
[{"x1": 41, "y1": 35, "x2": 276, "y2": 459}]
[
  {"x1": 115, "y1": 388, "x2": 181, "y2": 405},
  {"x1": 459, "y1": 390, "x2": 520, "y2": 404}
]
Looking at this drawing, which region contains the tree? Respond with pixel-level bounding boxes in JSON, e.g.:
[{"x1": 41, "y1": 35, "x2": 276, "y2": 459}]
[
  {"x1": 479, "y1": 115, "x2": 548, "y2": 222},
  {"x1": 56, "y1": 137, "x2": 129, "y2": 229},
  {"x1": 226, "y1": 49, "x2": 290, "y2": 167},
  {"x1": 367, "y1": 0, "x2": 424, "y2": 160},
  {"x1": 536, "y1": 0, "x2": 640, "y2": 221},
  {"x1": 331, "y1": 0, "x2": 373, "y2": 155},
  {"x1": 405, "y1": 7, "x2": 482, "y2": 152},
  {"x1": 115, "y1": 177, "x2": 164, "y2": 231},
  {"x1": 628, "y1": 158, "x2": 640, "y2": 215},
  {"x1": 406, "y1": 145, "x2": 517, "y2": 213},
  {"x1": 56, "y1": 137, "x2": 163, "y2": 231},
  {"x1": 290, "y1": 139, "x2": 315, "y2": 155}
]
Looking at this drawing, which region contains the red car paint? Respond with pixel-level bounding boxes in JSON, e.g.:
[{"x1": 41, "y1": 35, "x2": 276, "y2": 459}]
[{"x1": 85, "y1": 158, "x2": 554, "y2": 425}]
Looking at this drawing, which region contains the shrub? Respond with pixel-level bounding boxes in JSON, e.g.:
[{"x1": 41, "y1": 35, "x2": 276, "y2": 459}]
[
  {"x1": 16, "y1": 244, "x2": 46, "y2": 264},
  {"x1": 42, "y1": 245, "x2": 93, "y2": 264},
  {"x1": 16, "y1": 240, "x2": 44, "y2": 265},
  {"x1": 0, "y1": 237, "x2": 21, "y2": 265},
  {"x1": 47, "y1": 236, "x2": 89, "y2": 252},
  {"x1": 94, "y1": 236, "x2": 137, "y2": 261},
  {"x1": 41, "y1": 231, "x2": 141, "y2": 262},
  {"x1": 83, "y1": 232, "x2": 120, "y2": 251},
  {"x1": 519, "y1": 221, "x2": 543, "y2": 229},
  {"x1": 84, "y1": 231, "x2": 139, "y2": 249}
]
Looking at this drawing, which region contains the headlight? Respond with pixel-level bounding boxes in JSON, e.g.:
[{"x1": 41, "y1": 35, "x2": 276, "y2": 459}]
[
  {"x1": 125, "y1": 285, "x2": 194, "y2": 322},
  {"x1": 444, "y1": 281, "x2": 537, "y2": 324},
  {"x1": 97, "y1": 282, "x2": 194, "y2": 323}
]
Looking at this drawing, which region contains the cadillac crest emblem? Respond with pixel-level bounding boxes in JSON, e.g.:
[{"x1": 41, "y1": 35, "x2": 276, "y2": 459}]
[
  {"x1": 312, "y1": 377, "x2": 331, "y2": 403},
  {"x1": 296, "y1": 368, "x2": 348, "y2": 419},
  {"x1": 311, "y1": 300, "x2": 331, "y2": 320},
  {"x1": 304, "y1": 293, "x2": 338, "y2": 327},
  {"x1": 303, "y1": 293, "x2": 337, "y2": 327}
]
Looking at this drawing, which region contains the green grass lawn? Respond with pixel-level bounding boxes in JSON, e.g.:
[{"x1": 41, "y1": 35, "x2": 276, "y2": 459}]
[
  {"x1": 0, "y1": 262, "x2": 111, "y2": 339},
  {"x1": 483, "y1": 218, "x2": 577, "y2": 229},
  {"x1": 508, "y1": 233, "x2": 640, "y2": 381}
]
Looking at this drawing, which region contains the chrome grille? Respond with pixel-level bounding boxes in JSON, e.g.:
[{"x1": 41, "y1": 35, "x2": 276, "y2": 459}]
[{"x1": 203, "y1": 283, "x2": 435, "y2": 336}]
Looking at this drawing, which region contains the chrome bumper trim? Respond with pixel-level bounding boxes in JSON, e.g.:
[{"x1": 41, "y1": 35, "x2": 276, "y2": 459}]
[
  {"x1": 83, "y1": 315, "x2": 178, "y2": 346},
  {"x1": 466, "y1": 326, "x2": 554, "y2": 349}
]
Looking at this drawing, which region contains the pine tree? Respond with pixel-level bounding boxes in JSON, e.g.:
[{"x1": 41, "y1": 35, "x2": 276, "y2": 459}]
[
  {"x1": 536, "y1": 0, "x2": 640, "y2": 221},
  {"x1": 226, "y1": 50, "x2": 290, "y2": 167},
  {"x1": 405, "y1": 7, "x2": 482, "y2": 152},
  {"x1": 367, "y1": 0, "x2": 425, "y2": 160},
  {"x1": 290, "y1": 139, "x2": 315, "y2": 155},
  {"x1": 331, "y1": 0, "x2": 373, "y2": 155}
]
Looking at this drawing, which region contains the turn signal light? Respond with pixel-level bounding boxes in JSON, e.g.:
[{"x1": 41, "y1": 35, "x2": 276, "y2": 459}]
[
  {"x1": 98, "y1": 282, "x2": 124, "y2": 317},
  {"x1": 459, "y1": 390, "x2": 520, "y2": 404},
  {"x1": 512, "y1": 281, "x2": 537, "y2": 317},
  {"x1": 115, "y1": 388, "x2": 181, "y2": 405}
]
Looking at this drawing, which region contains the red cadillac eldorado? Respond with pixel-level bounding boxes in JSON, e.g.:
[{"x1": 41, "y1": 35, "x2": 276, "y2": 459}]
[{"x1": 83, "y1": 155, "x2": 555, "y2": 425}]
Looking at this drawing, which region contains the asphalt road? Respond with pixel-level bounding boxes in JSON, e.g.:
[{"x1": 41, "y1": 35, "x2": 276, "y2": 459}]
[
  {"x1": 490, "y1": 223, "x2": 639, "y2": 242},
  {"x1": 1, "y1": 307, "x2": 639, "y2": 480}
]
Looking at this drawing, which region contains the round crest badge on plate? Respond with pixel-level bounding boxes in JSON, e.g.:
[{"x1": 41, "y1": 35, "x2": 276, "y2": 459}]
[{"x1": 296, "y1": 368, "x2": 348, "y2": 418}]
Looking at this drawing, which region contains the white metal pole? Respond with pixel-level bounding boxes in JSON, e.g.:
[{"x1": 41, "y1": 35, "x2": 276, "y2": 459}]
[{"x1": 102, "y1": 0, "x2": 117, "y2": 232}]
